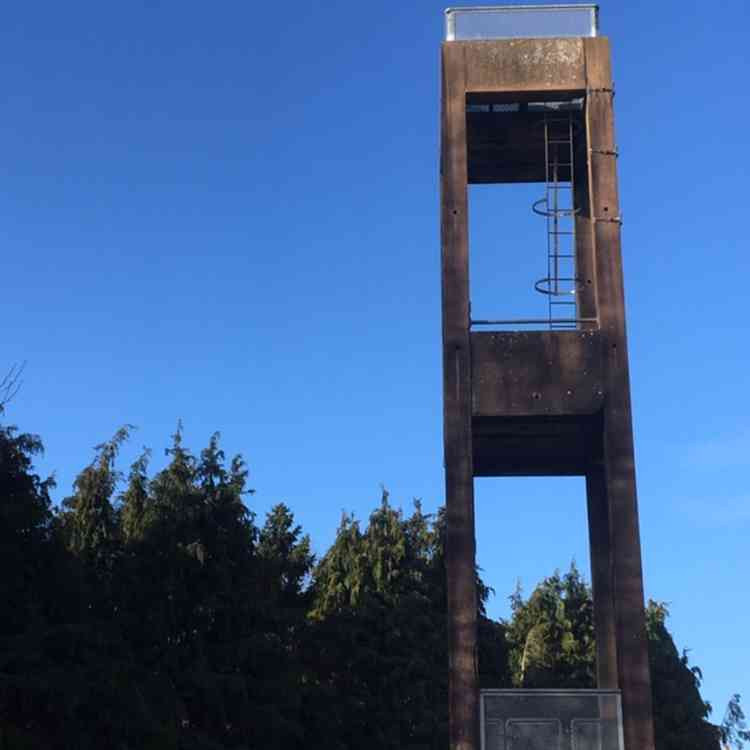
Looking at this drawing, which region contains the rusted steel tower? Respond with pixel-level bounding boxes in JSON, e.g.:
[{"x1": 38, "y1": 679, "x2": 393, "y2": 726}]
[{"x1": 440, "y1": 6, "x2": 655, "y2": 750}]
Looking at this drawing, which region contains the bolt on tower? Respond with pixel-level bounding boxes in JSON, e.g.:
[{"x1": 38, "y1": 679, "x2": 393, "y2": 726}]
[{"x1": 439, "y1": 6, "x2": 655, "y2": 750}]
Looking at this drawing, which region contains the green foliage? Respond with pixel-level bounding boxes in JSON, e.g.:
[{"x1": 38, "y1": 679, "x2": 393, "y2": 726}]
[
  {"x1": 646, "y1": 601, "x2": 721, "y2": 750},
  {"x1": 0, "y1": 417, "x2": 733, "y2": 750},
  {"x1": 119, "y1": 448, "x2": 151, "y2": 543},
  {"x1": 60, "y1": 425, "x2": 132, "y2": 561},
  {"x1": 307, "y1": 494, "x2": 450, "y2": 748},
  {"x1": 506, "y1": 562, "x2": 595, "y2": 688},
  {"x1": 258, "y1": 502, "x2": 314, "y2": 609},
  {"x1": 721, "y1": 694, "x2": 750, "y2": 750},
  {"x1": 0, "y1": 424, "x2": 64, "y2": 636},
  {"x1": 506, "y1": 568, "x2": 722, "y2": 750},
  {"x1": 306, "y1": 492, "x2": 510, "y2": 749}
]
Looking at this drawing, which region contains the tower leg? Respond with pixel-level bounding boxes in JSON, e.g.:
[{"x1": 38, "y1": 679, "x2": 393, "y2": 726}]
[
  {"x1": 604, "y1": 411, "x2": 655, "y2": 750},
  {"x1": 445, "y1": 456, "x2": 479, "y2": 750},
  {"x1": 441, "y1": 43, "x2": 479, "y2": 750},
  {"x1": 586, "y1": 467, "x2": 618, "y2": 689},
  {"x1": 584, "y1": 36, "x2": 656, "y2": 750}
]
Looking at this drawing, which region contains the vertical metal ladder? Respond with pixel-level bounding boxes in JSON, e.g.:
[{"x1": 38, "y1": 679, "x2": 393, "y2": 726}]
[{"x1": 533, "y1": 112, "x2": 579, "y2": 330}]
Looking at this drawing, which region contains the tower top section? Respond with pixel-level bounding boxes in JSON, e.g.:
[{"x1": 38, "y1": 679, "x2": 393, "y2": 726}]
[{"x1": 445, "y1": 4, "x2": 599, "y2": 41}]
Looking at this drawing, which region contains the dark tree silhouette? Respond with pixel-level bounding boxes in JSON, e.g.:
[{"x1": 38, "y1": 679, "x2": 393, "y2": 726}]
[{"x1": 0, "y1": 419, "x2": 730, "y2": 750}]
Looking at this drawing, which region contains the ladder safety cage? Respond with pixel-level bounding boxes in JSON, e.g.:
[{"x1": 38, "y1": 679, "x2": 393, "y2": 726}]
[
  {"x1": 533, "y1": 112, "x2": 581, "y2": 330},
  {"x1": 468, "y1": 106, "x2": 587, "y2": 332}
]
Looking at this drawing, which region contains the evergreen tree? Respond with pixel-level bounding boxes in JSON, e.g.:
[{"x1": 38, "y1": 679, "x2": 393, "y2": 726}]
[
  {"x1": 721, "y1": 694, "x2": 750, "y2": 750},
  {"x1": 0, "y1": 423, "x2": 58, "y2": 636},
  {"x1": 506, "y1": 565, "x2": 721, "y2": 750},
  {"x1": 119, "y1": 448, "x2": 151, "y2": 543},
  {"x1": 116, "y1": 429, "x2": 254, "y2": 710},
  {"x1": 0, "y1": 414, "x2": 736, "y2": 749},
  {"x1": 0, "y1": 421, "x2": 170, "y2": 749},
  {"x1": 60, "y1": 425, "x2": 131, "y2": 565},
  {"x1": 258, "y1": 503, "x2": 314, "y2": 607},
  {"x1": 307, "y1": 492, "x2": 510, "y2": 749},
  {"x1": 506, "y1": 562, "x2": 596, "y2": 688},
  {"x1": 646, "y1": 600, "x2": 721, "y2": 750}
]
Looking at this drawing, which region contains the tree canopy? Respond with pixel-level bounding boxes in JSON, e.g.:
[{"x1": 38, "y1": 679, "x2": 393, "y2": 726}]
[{"x1": 0, "y1": 419, "x2": 738, "y2": 749}]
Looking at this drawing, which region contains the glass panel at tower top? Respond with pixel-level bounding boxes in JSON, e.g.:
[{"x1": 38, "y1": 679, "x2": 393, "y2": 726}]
[{"x1": 445, "y1": 5, "x2": 598, "y2": 41}]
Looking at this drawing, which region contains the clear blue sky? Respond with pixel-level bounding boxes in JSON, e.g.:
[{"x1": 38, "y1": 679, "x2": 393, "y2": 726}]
[{"x1": 3, "y1": 0, "x2": 748, "y2": 722}]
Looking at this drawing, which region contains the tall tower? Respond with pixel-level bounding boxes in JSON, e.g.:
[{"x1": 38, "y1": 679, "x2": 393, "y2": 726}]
[{"x1": 439, "y1": 6, "x2": 655, "y2": 750}]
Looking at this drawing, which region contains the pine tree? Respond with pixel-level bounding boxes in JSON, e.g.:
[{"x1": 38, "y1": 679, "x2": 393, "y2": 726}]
[
  {"x1": 646, "y1": 600, "x2": 721, "y2": 750},
  {"x1": 259, "y1": 503, "x2": 314, "y2": 602},
  {"x1": 61, "y1": 425, "x2": 131, "y2": 563},
  {"x1": 721, "y1": 694, "x2": 749, "y2": 750},
  {"x1": 0, "y1": 423, "x2": 59, "y2": 635},
  {"x1": 506, "y1": 566, "x2": 721, "y2": 750},
  {"x1": 306, "y1": 493, "x2": 509, "y2": 749},
  {"x1": 506, "y1": 562, "x2": 596, "y2": 688},
  {"x1": 120, "y1": 448, "x2": 151, "y2": 543}
]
